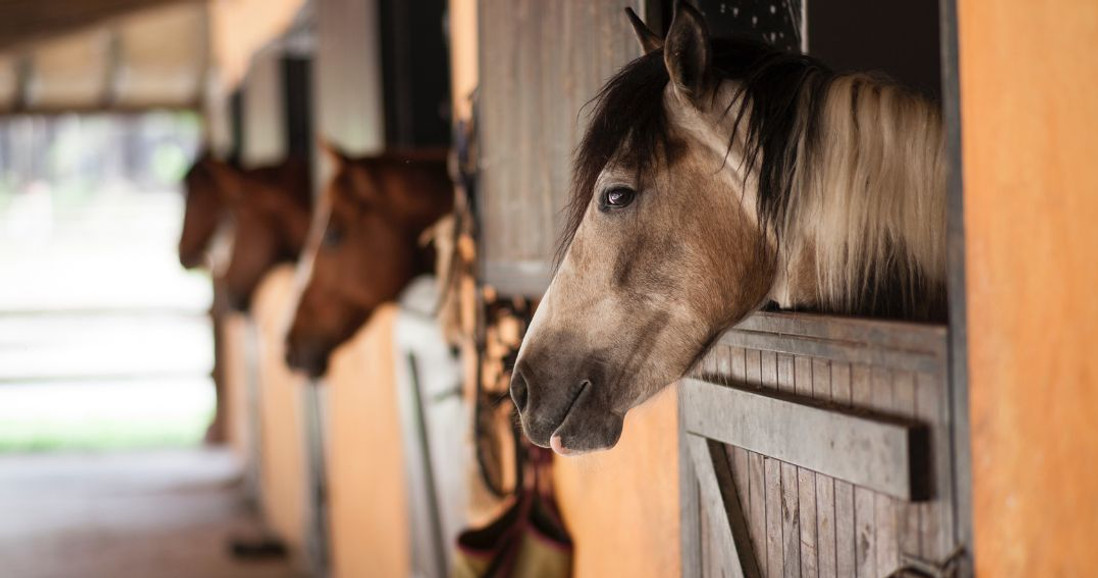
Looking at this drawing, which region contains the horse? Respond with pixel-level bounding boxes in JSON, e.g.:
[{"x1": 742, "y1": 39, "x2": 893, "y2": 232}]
[
  {"x1": 178, "y1": 152, "x2": 231, "y2": 270},
  {"x1": 510, "y1": 5, "x2": 947, "y2": 455},
  {"x1": 284, "y1": 145, "x2": 453, "y2": 377},
  {"x1": 209, "y1": 156, "x2": 314, "y2": 312}
]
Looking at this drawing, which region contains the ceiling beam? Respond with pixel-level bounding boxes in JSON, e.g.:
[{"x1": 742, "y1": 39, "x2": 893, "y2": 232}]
[{"x1": 0, "y1": 0, "x2": 201, "y2": 53}]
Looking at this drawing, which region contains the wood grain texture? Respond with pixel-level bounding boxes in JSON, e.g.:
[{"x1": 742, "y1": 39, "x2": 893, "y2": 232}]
[
  {"x1": 477, "y1": 0, "x2": 643, "y2": 295},
  {"x1": 682, "y1": 380, "x2": 921, "y2": 499},
  {"x1": 959, "y1": 0, "x2": 1098, "y2": 574},
  {"x1": 687, "y1": 312, "x2": 950, "y2": 577}
]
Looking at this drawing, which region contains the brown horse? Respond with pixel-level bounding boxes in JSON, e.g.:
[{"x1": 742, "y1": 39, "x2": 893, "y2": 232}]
[
  {"x1": 285, "y1": 146, "x2": 453, "y2": 377},
  {"x1": 511, "y1": 6, "x2": 946, "y2": 455},
  {"x1": 178, "y1": 152, "x2": 231, "y2": 270},
  {"x1": 210, "y1": 156, "x2": 314, "y2": 311}
]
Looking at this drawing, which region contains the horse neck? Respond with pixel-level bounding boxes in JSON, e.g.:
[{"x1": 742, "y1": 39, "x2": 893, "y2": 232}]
[{"x1": 774, "y1": 74, "x2": 948, "y2": 317}]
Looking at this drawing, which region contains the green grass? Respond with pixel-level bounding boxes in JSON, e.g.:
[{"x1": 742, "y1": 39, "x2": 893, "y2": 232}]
[
  {"x1": 0, "y1": 381, "x2": 216, "y2": 453},
  {"x1": 0, "y1": 412, "x2": 213, "y2": 452}
]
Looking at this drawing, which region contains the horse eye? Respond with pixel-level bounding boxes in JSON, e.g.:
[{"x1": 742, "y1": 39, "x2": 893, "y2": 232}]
[
  {"x1": 322, "y1": 225, "x2": 344, "y2": 247},
  {"x1": 602, "y1": 187, "x2": 636, "y2": 209}
]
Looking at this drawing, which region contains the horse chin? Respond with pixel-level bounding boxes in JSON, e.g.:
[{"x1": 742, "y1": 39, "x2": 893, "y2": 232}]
[
  {"x1": 547, "y1": 406, "x2": 625, "y2": 456},
  {"x1": 178, "y1": 250, "x2": 204, "y2": 270},
  {"x1": 285, "y1": 340, "x2": 332, "y2": 378},
  {"x1": 539, "y1": 382, "x2": 626, "y2": 456},
  {"x1": 225, "y1": 290, "x2": 252, "y2": 312}
]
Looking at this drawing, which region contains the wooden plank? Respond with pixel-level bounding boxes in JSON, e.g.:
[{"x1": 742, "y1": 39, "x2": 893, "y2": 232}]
[
  {"x1": 761, "y1": 351, "x2": 779, "y2": 390},
  {"x1": 780, "y1": 462, "x2": 801, "y2": 578},
  {"x1": 731, "y1": 347, "x2": 747, "y2": 382},
  {"x1": 478, "y1": 0, "x2": 644, "y2": 297},
  {"x1": 681, "y1": 378, "x2": 922, "y2": 500},
  {"x1": 681, "y1": 384, "x2": 703, "y2": 578},
  {"x1": 813, "y1": 359, "x2": 836, "y2": 578},
  {"x1": 894, "y1": 370, "x2": 921, "y2": 559},
  {"x1": 731, "y1": 445, "x2": 751, "y2": 544},
  {"x1": 916, "y1": 370, "x2": 952, "y2": 562},
  {"x1": 765, "y1": 456, "x2": 784, "y2": 577},
  {"x1": 851, "y1": 364, "x2": 876, "y2": 578},
  {"x1": 776, "y1": 357, "x2": 799, "y2": 577},
  {"x1": 872, "y1": 367, "x2": 899, "y2": 576},
  {"x1": 793, "y1": 357, "x2": 818, "y2": 578},
  {"x1": 481, "y1": 261, "x2": 553, "y2": 296},
  {"x1": 716, "y1": 343, "x2": 734, "y2": 377},
  {"x1": 831, "y1": 362, "x2": 856, "y2": 578},
  {"x1": 720, "y1": 330, "x2": 941, "y2": 374},
  {"x1": 733, "y1": 312, "x2": 947, "y2": 354},
  {"x1": 746, "y1": 348, "x2": 763, "y2": 388},
  {"x1": 687, "y1": 434, "x2": 761, "y2": 578},
  {"x1": 748, "y1": 451, "x2": 767, "y2": 576}
]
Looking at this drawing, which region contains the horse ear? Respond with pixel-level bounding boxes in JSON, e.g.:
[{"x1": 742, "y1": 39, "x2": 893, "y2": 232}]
[
  {"x1": 664, "y1": 2, "x2": 713, "y2": 104},
  {"x1": 625, "y1": 7, "x2": 662, "y2": 54}
]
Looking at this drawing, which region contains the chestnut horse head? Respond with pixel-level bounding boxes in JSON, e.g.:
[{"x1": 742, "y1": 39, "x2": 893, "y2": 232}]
[
  {"x1": 212, "y1": 156, "x2": 313, "y2": 311},
  {"x1": 511, "y1": 6, "x2": 946, "y2": 455},
  {"x1": 285, "y1": 146, "x2": 453, "y2": 377},
  {"x1": 178, "y1": 152, "x2": 230, "y2": 269}
]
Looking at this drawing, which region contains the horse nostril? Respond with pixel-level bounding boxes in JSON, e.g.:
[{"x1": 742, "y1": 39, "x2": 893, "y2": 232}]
[{"x1": 510, "y1": 372, "x2": 529, "y2": 413}]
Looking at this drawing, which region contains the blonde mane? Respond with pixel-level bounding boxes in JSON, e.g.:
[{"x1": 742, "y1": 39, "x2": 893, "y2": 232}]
[
  {"x1": 778, "y1": 74, "x2": 947, "y2": 316},
  {"x1": 567, "y1": 39, "x2": 948, "y2": 319}
]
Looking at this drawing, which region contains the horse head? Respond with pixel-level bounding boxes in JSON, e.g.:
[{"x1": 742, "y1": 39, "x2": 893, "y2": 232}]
[
  {"x1": 213, "y1": 156, "x2": 313, "y2": 312},
  {"x1": 178, "y1": 152, "x2": 229, "y2": 270},
  {"x1": 511, "y1": 5, "x2": 946, "y2": 455},
  {"x1": 285, "y1": 143, "x2": 453, "y2": 377}
]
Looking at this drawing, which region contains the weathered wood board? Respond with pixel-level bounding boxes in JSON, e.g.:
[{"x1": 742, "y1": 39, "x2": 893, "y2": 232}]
[{"x1": 681, "y1": 312, "x2": 955, "y2": 578}]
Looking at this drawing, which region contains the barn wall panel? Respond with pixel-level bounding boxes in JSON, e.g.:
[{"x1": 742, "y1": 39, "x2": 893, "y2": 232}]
[
  {"x1": 478, "y1": 0, "x2": 645, "y2": 295},
  {"x1": 685, "y1": 313, "x2": 952, "y2": 577},
  {"x1": 959, "y1": 0, "x2": 1098, "y2": 573},
  {"x1": 251, "y1": 266, "x2": 310, "y2": 565},
  {"x1": 325, "y1": 305, "x2": 409, "y2": 578}
]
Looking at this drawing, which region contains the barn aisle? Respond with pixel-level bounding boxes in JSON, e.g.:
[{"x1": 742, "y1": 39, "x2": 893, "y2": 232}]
[{"x1": 0, "y1": 448, "x2": 302, "y2": 578}]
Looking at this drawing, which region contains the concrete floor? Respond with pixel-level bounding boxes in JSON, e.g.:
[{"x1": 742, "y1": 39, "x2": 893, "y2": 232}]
[{"x1": 0, "y1": 448, "x2": 303, "y2": 578}]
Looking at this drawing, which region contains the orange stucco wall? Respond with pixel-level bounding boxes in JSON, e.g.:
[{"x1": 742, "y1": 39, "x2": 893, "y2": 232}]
[
  {"x1": 221, "y1": 311, "x2": 252, "y2": 462},
  {"x1": 325, "y1": 305, "x2": 409, "y2": 578},
  {"x1": 553, "y1": 388, "x2": 681, "y2": 578},
  {"x1": 959, "y1": 0, "x2": 1098, "y2": 574},
  {"x1": 251, "y1": 266, "x2": 310, "y2": 561}
]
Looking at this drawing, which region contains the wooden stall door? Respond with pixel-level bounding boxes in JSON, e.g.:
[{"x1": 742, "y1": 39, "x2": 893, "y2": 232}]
[
  {"x1": 680, "y1": 314, "x2": 957, "y2": 578},
  {"x1": 478, "y1": 0, "x2": 649, "y2": 295}
]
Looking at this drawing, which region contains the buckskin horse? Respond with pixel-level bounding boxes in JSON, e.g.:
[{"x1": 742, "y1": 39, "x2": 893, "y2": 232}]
[
  {"x1": 284, "y1": 145, "x2": 453, "y2": 377},
  {"x1": 209, "y1": 156, "x2": 314, "y2": 311},
  {"x1": 510, "y1": 5, "x2": 946, "y2": 455}
]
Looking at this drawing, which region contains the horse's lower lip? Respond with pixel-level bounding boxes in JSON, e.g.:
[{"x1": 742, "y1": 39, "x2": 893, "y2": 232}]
[
  {"x1": 550, "y1": 435, "x2": 576, "y2": 456},
  {"x1": 549, "y1": 381, "x2": 590, "y2": 453}
]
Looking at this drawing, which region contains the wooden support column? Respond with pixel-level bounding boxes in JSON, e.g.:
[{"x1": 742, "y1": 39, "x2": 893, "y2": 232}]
[{"x1": 959, "y1": 0, "x2": 1098, "y2": 574}]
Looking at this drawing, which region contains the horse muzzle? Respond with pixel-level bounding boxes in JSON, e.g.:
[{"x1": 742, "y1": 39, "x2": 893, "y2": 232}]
[{"x1": 510, "y1": 358, "x2": 624, "y2": 455}]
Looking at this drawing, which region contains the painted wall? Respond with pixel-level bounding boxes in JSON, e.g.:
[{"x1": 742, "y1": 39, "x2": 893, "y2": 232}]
[
  {"x1": 553, "y1": 389, "x2": 681, "y2": 578},
  {"x1": 324, "y1": 305, "x2": 409, "y2": 578},
  {"x1": 221, "y1": 312, "x2": 252, "y2": 463},
  {"x1": 959, "y1": 0, "x2": 1098, "y2": 574},
  {"x1": 251, "y1": 266, "x2": 310, "y2": 563}
]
